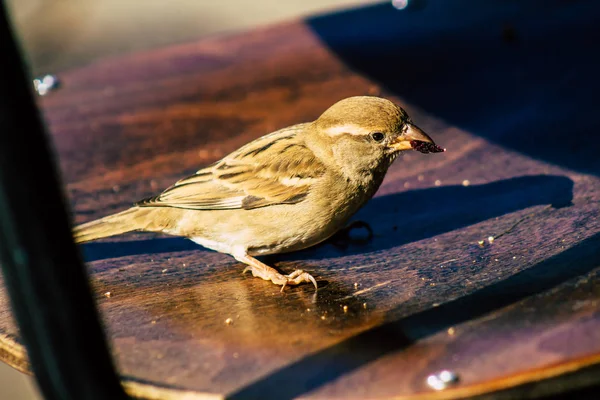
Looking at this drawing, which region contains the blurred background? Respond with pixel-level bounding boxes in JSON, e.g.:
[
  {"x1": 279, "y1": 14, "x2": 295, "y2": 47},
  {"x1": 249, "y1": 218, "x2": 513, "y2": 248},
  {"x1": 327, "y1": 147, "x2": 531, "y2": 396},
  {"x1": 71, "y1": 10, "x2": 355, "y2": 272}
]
[
  {"x1": 1, "y1": 1, "x2": 379, "y2": 398},
  {"x1": 6, "y1": 0, "x2": 379, "y2": 74}
]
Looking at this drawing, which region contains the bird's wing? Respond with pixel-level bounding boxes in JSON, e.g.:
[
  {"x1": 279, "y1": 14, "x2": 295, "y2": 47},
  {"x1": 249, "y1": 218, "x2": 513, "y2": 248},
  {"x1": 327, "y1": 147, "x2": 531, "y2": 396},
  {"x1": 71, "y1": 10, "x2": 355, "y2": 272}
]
[{"x1": 136, "y1": 124, "x2": 326, "y2": 210}]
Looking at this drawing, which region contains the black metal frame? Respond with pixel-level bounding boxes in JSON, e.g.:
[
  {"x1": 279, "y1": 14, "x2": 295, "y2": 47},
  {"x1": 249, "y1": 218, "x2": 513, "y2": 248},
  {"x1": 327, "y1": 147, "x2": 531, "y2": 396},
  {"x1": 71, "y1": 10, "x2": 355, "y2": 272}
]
[{"x1": 0, "y1": 3, "x2": 128, "y2": 399}]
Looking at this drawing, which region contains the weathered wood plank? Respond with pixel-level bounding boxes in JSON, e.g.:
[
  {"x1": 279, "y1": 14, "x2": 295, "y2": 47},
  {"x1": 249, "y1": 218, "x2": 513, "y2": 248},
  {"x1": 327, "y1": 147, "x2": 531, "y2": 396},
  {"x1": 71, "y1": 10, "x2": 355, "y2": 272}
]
[{"x1": 1, "y1": 1, "x2": 600, "y2": 399}]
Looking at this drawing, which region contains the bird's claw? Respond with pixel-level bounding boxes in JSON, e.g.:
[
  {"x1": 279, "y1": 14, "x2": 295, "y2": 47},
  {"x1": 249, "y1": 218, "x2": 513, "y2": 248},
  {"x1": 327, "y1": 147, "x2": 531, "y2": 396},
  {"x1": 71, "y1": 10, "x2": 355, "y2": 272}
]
[
  {"x1": 279, "y1": 269, "x2": 318, "y2": 292},
  {"x1": 243, "y1": 266, "x2": 317, "y2": 291}
]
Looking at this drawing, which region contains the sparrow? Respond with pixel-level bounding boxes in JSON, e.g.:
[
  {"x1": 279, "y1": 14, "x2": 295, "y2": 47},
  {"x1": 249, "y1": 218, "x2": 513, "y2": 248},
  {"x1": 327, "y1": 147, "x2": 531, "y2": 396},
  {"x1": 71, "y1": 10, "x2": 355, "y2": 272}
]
[{"x1": 74, "y1": 96, "x2": 444, "y2": 290}]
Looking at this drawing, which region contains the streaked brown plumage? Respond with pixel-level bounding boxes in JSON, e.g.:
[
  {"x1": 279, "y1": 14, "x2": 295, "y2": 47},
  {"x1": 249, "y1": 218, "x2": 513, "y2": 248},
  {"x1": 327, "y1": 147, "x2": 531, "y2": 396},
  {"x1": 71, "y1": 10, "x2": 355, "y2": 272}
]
[{"x1": 74, "y1": 96, "x2": 443, "y2": 290}]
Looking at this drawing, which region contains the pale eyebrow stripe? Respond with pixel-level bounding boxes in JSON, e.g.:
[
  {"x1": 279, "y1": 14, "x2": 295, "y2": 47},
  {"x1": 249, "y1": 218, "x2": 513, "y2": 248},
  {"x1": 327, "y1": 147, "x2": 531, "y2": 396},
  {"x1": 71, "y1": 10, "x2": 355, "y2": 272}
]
[{"x1": 324, "y1": 124, "x2": 370, "y2": 137}]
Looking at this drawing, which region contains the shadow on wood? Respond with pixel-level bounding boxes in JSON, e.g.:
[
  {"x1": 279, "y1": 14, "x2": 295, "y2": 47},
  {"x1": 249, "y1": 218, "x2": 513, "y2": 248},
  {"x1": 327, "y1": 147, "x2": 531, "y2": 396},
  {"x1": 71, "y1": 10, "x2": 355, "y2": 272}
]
[{"x1": 81, "y1": 174, "x2": 573, "y2": 263}]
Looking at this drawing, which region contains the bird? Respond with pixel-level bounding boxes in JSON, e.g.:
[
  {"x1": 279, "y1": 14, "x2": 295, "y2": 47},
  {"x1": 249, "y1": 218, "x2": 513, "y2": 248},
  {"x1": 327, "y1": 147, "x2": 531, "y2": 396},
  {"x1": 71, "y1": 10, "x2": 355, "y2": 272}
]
[{"x1": 74, "y1": 96, "x2": 444, "y2": 291}]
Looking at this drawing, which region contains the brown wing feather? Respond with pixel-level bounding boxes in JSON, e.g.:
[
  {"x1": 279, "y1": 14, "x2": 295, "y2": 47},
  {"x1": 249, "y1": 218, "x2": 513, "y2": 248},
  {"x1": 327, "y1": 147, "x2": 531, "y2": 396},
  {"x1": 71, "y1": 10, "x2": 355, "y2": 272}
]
[{"x1": 137, "y1": 124, "x2": 325, "y2": 210}]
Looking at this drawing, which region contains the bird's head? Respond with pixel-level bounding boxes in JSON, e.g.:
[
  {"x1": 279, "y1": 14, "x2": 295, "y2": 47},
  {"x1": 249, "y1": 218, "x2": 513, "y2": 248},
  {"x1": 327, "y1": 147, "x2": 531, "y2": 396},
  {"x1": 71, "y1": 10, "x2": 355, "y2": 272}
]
[{"x1": 309, "y1": 96, "x2": 442, "y2": 179}]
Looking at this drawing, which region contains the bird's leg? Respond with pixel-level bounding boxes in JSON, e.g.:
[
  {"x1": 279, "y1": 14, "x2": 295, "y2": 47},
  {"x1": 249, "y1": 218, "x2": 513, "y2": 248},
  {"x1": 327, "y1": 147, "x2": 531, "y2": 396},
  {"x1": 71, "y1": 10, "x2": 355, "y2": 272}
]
[{"x1": 234, "y1": 253, "x2": 317, "y2": 292}]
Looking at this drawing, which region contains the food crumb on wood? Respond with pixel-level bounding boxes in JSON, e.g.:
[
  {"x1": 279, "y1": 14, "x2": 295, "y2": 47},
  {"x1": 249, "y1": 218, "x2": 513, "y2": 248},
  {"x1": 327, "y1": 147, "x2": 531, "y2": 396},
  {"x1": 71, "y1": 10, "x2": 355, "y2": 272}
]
[
  {"x1": 488, "y1": 236, "x2": 495, "y2": 243},
  {"x1": 354, "y1": 282, "x2": 359, "y2": 289},
  {"x1": 162, "y1": 268, "x2": 168, "y2": 273},
  {"x1": 104, "y1": 291, "x2": 111, "y2": 298},
  {"x1": 478, "y1": 240, "x2": 485, "y2": 247},
  {"x1": 225, "y1": 318, "x2": 233, "y2": 325},
  {"x1": 343, "y1": 305, "x2": 349, "y2": 313},
  {"x1": 363, "y1": 302, "x2": 368, "y2": 309}
]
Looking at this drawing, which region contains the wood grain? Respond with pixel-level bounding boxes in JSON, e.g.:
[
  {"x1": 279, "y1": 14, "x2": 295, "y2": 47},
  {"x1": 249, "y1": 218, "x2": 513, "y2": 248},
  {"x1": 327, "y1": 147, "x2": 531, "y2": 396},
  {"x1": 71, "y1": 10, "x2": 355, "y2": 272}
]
[{"x1": 1, "y1": 1, "x2": 600, "y2": 399}]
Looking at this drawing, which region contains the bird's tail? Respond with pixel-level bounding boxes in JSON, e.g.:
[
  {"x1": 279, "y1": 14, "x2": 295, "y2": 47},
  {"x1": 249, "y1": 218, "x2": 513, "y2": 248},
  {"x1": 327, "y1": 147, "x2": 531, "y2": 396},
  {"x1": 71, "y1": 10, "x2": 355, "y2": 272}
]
[{"x1": 73, "y1": 207, "x2": 149, "y2": 243}]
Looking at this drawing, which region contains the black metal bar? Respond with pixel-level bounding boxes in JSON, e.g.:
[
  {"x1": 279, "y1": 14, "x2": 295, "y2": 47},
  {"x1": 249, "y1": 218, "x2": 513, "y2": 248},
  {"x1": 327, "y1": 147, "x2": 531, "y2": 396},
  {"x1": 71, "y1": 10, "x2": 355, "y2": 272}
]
[{"x1": 0, "y1": 4, "x2": 129, "y2": 400}]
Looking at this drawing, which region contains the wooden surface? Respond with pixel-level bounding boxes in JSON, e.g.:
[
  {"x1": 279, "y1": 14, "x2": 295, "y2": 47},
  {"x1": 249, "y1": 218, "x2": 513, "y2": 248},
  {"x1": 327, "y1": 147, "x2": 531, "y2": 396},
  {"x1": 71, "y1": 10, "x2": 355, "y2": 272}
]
[{"x1": 2, "y1": 1, "x2": 600, "y2": 399}]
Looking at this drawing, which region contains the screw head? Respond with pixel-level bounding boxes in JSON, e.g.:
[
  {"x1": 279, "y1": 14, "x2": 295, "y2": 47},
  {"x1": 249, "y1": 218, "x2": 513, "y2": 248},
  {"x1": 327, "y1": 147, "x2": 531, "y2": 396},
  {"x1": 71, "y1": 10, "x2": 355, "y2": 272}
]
[
  {"x1": 33, "y1": 74, "x2": 60, "y2": 96},
  {"x1": 392, "y1": 0, "x2": 409, "y2": 10},
  {"x1": 426, "y1": 370, "x2": 459, "y2": 390}
]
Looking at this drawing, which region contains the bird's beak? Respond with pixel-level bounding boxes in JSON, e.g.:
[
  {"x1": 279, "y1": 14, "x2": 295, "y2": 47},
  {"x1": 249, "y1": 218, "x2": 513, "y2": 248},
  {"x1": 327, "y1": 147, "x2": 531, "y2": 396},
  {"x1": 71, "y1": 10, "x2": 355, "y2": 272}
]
[{"x1": 390, "y1": 123, "x2": 435, "y2": 151}]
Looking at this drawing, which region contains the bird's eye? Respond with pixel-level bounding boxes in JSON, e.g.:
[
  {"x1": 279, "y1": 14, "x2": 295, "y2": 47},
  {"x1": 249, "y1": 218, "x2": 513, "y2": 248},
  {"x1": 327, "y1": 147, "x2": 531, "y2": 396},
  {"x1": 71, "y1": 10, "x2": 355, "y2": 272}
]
[{"x1": 370, "y1": 132, "x2": 385, "y2": 142}]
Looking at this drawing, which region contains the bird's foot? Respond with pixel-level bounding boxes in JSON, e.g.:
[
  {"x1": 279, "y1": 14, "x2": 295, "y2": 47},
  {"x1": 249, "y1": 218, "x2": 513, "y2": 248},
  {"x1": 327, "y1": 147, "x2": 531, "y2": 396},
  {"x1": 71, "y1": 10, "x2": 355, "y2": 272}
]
[
  {"x1": 238, "y1": 253, "x2": 317, "y2": 291},
  {"x1": 243, "y1": 265, "x2": 317, "y2": 292}
]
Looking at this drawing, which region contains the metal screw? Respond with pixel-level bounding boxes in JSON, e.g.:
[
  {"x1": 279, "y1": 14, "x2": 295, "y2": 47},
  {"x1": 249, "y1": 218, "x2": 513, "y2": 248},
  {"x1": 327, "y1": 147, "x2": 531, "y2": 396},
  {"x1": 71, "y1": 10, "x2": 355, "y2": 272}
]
[
  {"x1": 426, "y1": 370, "x2": 459, "y2": 390},
  {"x1": 391, "y1": 0, "x2": 410, "y2": 10},
  {"x1": 33, "y1": 74, "x2": 60, "y2": 96}
]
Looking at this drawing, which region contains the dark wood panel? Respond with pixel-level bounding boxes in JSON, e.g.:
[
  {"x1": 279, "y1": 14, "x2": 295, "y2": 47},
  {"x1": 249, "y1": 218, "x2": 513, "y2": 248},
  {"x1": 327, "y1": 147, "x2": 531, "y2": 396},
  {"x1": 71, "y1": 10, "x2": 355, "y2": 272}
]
[{"x1": 1, "y1": 1, "x2": 600, "y2": 399}]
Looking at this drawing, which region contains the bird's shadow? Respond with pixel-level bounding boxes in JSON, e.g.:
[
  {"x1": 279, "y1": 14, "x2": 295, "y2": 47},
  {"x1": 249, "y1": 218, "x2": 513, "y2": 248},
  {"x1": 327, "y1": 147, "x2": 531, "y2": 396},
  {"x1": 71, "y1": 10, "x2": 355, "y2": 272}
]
[
  {"x1": 296, "y1": 174, "x2": 573, "y2": 260},
  {"x1": 306, "y1": 0, "x2": 600, "y2": 177},
  {"x1": 79, "y1": 174, "x2": 573, "y2": 263}
]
